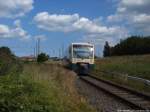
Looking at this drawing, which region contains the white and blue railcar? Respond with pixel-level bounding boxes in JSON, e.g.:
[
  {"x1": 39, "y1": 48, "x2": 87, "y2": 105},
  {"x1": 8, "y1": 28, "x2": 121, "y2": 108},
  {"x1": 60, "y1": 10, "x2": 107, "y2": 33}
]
[{"x1": 67, "y1": 43, "x2": 94, "y2": 74}]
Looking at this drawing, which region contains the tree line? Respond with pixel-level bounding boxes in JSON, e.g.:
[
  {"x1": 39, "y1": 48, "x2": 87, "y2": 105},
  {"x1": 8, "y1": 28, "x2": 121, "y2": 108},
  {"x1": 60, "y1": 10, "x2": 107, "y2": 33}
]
[{"x1": 103, "y1": 36, "x2": 150, "y2": 57}]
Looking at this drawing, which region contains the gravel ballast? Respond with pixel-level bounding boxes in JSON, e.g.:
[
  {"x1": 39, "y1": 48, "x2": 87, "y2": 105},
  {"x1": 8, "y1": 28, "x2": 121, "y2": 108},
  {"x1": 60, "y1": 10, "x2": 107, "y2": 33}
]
[{"x1": 75, "y1": 76, "x2": 133, "y2": 112}]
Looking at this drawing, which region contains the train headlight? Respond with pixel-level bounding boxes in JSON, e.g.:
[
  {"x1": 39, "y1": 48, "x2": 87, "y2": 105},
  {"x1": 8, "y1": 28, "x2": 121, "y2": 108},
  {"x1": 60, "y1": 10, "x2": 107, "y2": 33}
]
[{"x1": 90, "y1": 48, "x2": 93, "y2": 51}]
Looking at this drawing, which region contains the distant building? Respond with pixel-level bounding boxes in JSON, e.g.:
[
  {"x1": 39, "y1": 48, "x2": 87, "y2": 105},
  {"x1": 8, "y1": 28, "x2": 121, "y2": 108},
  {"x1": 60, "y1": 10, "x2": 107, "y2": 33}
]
[{"x1": 20, "y1": 55, "x2": 36, "y2": 61}]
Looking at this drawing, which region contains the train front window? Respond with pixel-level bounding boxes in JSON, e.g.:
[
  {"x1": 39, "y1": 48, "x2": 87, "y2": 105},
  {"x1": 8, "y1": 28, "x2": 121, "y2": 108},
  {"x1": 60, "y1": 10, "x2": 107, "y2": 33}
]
[{"x1": 73, "y1": 45, "x2": 93, "y2": 59}]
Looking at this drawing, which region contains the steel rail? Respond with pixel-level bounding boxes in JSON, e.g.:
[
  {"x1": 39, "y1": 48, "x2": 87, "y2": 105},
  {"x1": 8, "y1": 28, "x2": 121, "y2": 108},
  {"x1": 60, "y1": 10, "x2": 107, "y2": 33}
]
[{"x1": 80, "y1": 75, "x2": 150, "y2": 110}]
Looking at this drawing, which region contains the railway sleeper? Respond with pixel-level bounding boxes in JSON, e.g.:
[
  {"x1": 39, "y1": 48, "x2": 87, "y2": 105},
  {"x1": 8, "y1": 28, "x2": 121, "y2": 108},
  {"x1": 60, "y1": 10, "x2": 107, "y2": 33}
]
[{"x1": 80, "y1": 76, "x2": 150, "y2": 110}]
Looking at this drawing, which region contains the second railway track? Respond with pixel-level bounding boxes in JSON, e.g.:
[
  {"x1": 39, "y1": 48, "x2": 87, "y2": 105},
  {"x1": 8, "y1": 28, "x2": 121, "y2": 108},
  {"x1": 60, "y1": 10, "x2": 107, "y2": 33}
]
[{"x1": 80, "y1": 75, "x2": 150, "y2": 110}]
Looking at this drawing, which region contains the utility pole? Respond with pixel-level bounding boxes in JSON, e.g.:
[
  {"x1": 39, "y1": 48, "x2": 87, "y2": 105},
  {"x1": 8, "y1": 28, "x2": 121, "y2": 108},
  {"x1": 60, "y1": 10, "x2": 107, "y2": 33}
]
[
  {"x1": 36, "y1": 40, "x2": 38, "y2": 57},
  {"x1": 37, "y1": 38, "x2": 40, "y2": 56},
  {"x1": 52, "y1": 49, "x2": 54, "y2": 57},
  {"x1": 35, "y1": 38, "x2": 40, "y2": 58},
  {"x1": 62, "y1": 44, "x2": 64, "y2": 58},
  {"x1": 59, "y1": 48, "x2": 61, "y2": 59},
  {"x1": 34, "y1": 47, "x2": 36, "y2": 58},
  {"x1": 36, "y1": 40, "x2": 37, "y2": 57}
]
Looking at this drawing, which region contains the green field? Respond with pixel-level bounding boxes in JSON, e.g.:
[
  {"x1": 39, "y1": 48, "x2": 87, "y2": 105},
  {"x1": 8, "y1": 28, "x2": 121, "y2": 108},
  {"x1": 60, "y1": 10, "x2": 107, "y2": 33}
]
[
  {"x1": 92, "y1": 55, "x2": 150, "y2": 93},
  {"x1": 94, "y1": 55, "x2": 150, "y2": 80},
  {"x1": 0, "y1": 61, "x2": 95, "y2": 112}
]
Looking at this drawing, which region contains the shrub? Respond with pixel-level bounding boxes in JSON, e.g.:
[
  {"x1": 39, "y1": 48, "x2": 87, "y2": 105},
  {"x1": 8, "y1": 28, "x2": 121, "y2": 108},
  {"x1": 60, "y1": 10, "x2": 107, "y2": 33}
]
[
  {"x1": 37, "y1": 53, "x2": 49, "y2": 63},
  {"x1": 0, "y1": 46, "x2": 21, "y2": 75}
]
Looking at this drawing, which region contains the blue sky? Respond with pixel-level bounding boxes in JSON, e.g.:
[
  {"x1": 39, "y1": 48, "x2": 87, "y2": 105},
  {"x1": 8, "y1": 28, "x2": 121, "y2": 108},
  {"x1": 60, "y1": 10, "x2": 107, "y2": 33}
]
[{"x1": 0, "y1": 0, "x2": 150, "y2": 57}]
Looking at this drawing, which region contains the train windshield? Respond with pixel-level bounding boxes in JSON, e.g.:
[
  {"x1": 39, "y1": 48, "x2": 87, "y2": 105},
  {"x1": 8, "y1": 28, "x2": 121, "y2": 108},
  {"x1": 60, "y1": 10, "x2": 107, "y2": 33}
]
[{"x1": 73, "y1": 45, "x2": 93, "y2": 59}]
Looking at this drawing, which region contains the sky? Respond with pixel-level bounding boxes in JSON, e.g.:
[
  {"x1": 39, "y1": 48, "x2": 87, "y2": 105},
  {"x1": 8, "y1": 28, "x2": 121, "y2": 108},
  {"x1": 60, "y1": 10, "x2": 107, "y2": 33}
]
[{"x1": 0, "y1": 0, "x2": 150, "y2": 57}]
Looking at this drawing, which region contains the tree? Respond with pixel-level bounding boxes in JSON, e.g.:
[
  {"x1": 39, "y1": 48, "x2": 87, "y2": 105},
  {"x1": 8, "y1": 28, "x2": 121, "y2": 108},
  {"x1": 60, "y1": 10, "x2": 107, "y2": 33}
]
[
  {"x1": 103, "y1": 41, "x2": 111, "y2": 57},
  {"x1": 0, "y1": 46, "x2": 18, "y2": 75},
  {"x1": 0, "y1": 47, "x2": 13, "y2": 56},
  {"x1": 109, "y1": 35, "x2": 150, "y2": 56},
  {"x1": 0, "y1": 46, "x2": 14, "y2": 63},
  {"x1": 37, "y1": 53, "x2": 49, "y2": 63}
]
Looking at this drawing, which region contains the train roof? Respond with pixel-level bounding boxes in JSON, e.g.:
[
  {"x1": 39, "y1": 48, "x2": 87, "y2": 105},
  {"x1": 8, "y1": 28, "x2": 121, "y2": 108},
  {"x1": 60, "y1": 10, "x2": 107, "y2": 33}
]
[{"x1": 71, "y1": 42, "x2": 93, "y2": 46}]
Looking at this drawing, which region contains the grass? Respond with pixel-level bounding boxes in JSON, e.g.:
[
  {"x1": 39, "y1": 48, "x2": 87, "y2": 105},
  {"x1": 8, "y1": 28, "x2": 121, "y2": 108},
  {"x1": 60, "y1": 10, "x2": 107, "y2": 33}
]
[
  {"x1": 0, "y1": 62, "x2": 95, "y2": 112},
  {"x1": 23, "y1": 63, "x2": 95, "y2": 112},
  {"x1": 94, "y1": 55, "x2": 150, "y2": 80},
  {"x1": 92, "y1": 55, "x2": 150, "y2": 93}
]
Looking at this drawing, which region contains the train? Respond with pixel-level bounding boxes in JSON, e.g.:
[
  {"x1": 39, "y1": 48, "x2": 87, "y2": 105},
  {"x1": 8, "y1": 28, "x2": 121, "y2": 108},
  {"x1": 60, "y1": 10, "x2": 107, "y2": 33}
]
[{"x1": 66, "y1": 43, "x2": 95, "y2": 75}]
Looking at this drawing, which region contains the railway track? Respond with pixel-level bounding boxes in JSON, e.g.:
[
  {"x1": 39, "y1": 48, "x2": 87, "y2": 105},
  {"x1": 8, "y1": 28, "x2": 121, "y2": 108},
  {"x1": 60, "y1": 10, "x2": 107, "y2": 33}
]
[{"x1": 80, "y1": 75, "x2": 150, "y2": 110}]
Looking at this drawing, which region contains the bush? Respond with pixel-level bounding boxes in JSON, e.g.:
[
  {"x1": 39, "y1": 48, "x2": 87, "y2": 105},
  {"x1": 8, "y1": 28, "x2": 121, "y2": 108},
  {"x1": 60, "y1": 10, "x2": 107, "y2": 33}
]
[
  {"x1": 0, "y1": 46, "x2": 22, "y2": 75},
  {"x1": 37, "y1": 53, "x2": 49, "y2": 63}
]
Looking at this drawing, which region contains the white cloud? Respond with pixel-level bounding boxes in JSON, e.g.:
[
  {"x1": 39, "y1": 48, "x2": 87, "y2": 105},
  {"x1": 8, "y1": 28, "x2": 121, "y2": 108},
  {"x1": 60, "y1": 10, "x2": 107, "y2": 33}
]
[
  {"x1": 34, "y1": 12, "x2": 124, "y2": 35},
  {"x1": 107, "y1": 0, "x2": 150, "y2": 22},
  {"x1": 14, "y1": 19, "x2": 21, "y2": 27},
  {"x1": 131, "y1": 14, "x2": 150, "y2": 34},
  {"x1": 107, "y1": 0, "x2": 150, "y2": 35},
  {"x1": 132, "y1": 14, "x2": 150, "y2": 24},
  {"x1": 0, "y1": 20, "x2": 30, "y2": 39},
  {"x1": 82, "y1": 26, "x2": 128, "y2": 46},
  {"x1": 34, "y1": 12, "x2": 79, "y2": 32},
  {"x1": 72, "y1": 17, "x2": 110, "y2": 33},
  {"x1": 118, "y1": 0, "x2": 150, "y2": 14},
  {"x1": 34, "y1": 12, "x2": 128, "y2": 46},
  {"x1": 0, "y1": 0, "x2": 34, "y2": 18},
  {"x1": 107, "y1": 14, "x2": 123, "y2": 22},
  {"x1": 0, "y1": 25, "x2": 9, "y2": 34}
]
